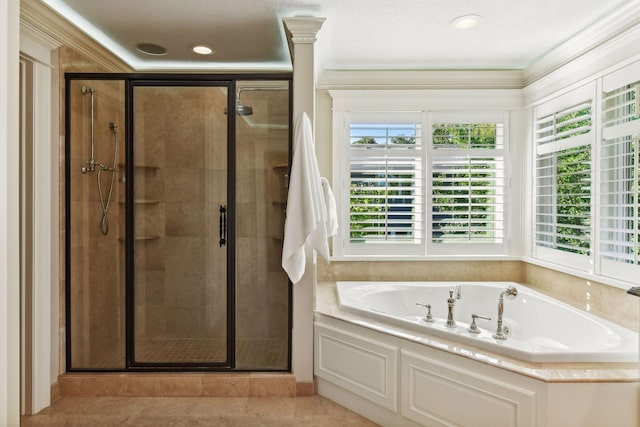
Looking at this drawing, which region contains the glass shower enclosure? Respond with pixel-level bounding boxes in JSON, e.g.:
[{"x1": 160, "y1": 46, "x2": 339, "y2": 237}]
[{"x1": 65, "y1": 75, "x2": 291, "y2": 371}]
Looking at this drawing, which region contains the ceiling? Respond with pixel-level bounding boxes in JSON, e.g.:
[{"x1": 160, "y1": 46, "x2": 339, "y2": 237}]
[{"x1": 39, "y1": 0, "x2": 635, "y2": 72}]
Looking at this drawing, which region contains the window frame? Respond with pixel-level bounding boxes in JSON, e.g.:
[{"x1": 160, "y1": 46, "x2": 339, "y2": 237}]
[
  {"x1": 427, "y1": 111, "x2": 509, "y2": 256},
  {"x1": 531, "y1": 83, "x2": 596, "y2": 273},
  {"x1": 598, "y1": 61, "x2": 640, "y2": 283},
  {"x1": 338, "y1": 111, "x2": 425, "y2": 257},
  {"x1": 332, "y1": 103, "x2": 510, "y2": 258}
]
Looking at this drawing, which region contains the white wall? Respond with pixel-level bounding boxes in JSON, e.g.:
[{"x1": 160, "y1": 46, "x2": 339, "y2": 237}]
[{"x1": 1, "y1": 0, "x2": 22, "y2": 424}]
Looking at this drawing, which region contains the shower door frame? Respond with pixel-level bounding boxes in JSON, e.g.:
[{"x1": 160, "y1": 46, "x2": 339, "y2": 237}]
[
  {"x1": 127, "y1": 79, "x2": 236, "y2": 370},
  {"x1": 64, "y1": 73, "x2": 293, "y2": 372}
]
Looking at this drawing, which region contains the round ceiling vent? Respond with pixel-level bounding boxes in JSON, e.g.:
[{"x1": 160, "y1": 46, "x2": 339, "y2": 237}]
[{"x1": 135, "y1": 43, "x2": 167, "y2": 56}]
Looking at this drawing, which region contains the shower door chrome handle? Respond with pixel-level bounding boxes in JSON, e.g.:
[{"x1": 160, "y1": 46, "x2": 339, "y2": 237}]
[{"x1": 219, "y1": 205, "x2": 227, "y2": 247}]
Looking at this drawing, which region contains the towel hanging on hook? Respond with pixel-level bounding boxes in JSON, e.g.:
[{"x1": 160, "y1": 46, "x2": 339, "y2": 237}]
[{"x1": 281, "y1": 112, "x2": 338, "y2": 284}]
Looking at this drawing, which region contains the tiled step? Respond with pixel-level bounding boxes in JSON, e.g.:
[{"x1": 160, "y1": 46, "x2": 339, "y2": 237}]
[{"x1": 58, "y1": 373, "x2": 313, "y2": 398}]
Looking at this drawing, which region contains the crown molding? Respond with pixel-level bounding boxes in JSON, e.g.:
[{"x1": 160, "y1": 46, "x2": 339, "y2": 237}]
[
  {"x1": 523, "y1": 0, "x2": 640, "y2": 86},
  {"x1": 523, "y1": 19, "x2": 640, "y2": 105},
  {"x1": 328, "y1": 89, "x2": 524, "y2": 110},
  {"x1": 20, "y1": 0, "x2": 132, "y2": 73},
  {"x1": 317, "y1": 69, "x2": 526, "y2": 90}
]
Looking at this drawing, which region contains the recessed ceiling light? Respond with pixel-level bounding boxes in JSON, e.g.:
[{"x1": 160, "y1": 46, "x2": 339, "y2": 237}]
[
  {"x1": 135, "y1": 43, "x2": 167, "y2": 56},
  {"x1": 450, "y1": 15, "x2": 482, "y2": 30},
  {"x1": 192, "y1": 45, "x2": 215, "y2": 55}
]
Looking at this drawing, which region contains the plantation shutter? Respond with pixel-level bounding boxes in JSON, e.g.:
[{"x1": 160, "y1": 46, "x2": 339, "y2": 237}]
[
  {"x1": 428, "y1": 114, "x2": 507, "y2": 254},
  {"x1": 533, "y1": 86, "x2": 594, "y2": 269},
  {"x1": 347, "y1": 120, "x2": 423, "y2": 254},
  {"x1": 600, "y1": 62, "x2": 640, "y2": 282}
]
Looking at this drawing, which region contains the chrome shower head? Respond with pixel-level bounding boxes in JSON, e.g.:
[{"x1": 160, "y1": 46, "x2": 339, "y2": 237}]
[
  {"x1": 224, "y1": 91, "x2": 254, "y2": 116},
  {"x1": 235, "y1": 102, "x2": 253, "y2": 116}
]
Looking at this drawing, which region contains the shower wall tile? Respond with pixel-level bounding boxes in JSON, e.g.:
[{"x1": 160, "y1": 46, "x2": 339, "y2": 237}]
[
  {"x1": 236, "y1": 169, "x2": 258, "y2": 204},
  {"x1": 236, "y1": 237, "x2": 258, "y2": 290},
  {"x1": 266, "y1": 272, "x2": 290, "y2": 339},
  {"x1": 164, "y1": 237, "x2": 206, "y2": 273},
  {"x1": 143, "y1": 271, "x2": 165, "y2": 306},
  {"x1": 135, "y1": 306, "x2": 147, "y2": 338},
  {"x1": 163, "y1": 168, "x2": 206, "y2": 203},
  {"x1": 236, "y1": 203, "x2": 257, "y2": 237},
  {"x1": 205, "y1": 136, "x2": 228, "y2": 171},
  {"x1": 204, "y1": 169, "x2": 227, "y2": 206},
  {"x1": 165, "y1": 132, "x2": 205, "y2": 170},
  {"x1": 165, "y1": 306, "x2": 205, "y2": 338},
  {"x1": 135, "y1": 239, "x2": 165, "y2": 272},
  {"x1": 236, "y1": 305, "x2": 268, "y2": 339},
  {"x1": 204, "y1": 305, "x2": 227, "y2": 340},
  {"x1": 237, "y1": 141, "x2": 256, "y2": 171},
  {"x1": 145, "y1": 305, "x2": 167, "y2": 337},
  {"x1": 134, "y1": 168, "x2": 164, "y2": 200},
  {"x1": 164, "y1": 271, "x2": 206, "y2": 307},
  {"x1": 135, "y1": 202, "x2": 166, "y2": 239},
  {"x1": 165, "y1": 202, "x2": 206, "y2": 237}
]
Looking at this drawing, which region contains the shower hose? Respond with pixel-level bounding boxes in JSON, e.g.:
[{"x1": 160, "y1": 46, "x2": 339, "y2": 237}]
[{"x1": 97, "y1": 123, "x2": 119, "y2": 235}]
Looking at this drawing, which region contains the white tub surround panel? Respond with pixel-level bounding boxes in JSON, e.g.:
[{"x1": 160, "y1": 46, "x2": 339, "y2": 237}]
[
  {"x1": 315, "y1": 323, "x2": 397, "y2": 410},
  {"x1": 401, "y1": 350, "x2": 537, "y2": 427}
]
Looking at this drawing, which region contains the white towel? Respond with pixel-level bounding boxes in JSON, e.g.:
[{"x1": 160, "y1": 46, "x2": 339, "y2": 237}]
[
  {"x1": 321, "y1": 177, "x2": 338, "y2": 238},
  {"x1": 282, "y1": 113, "x2": 335, "y2": 284}
]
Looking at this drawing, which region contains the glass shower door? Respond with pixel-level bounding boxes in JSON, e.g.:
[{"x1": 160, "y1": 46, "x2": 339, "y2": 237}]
[{"x1": 131, "y1": 84, "x2": 230, "y2": 366}]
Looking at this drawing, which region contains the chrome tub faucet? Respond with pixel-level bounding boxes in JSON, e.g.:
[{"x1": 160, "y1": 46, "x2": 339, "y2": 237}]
[
  {"x1": 445, "y1": 286, "x2": 461, "y2": 328},
  {"x1": 493, "y1": 285, "x2": 518, "y2": 340}
]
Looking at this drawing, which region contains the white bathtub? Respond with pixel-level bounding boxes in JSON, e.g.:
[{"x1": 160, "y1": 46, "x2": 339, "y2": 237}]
[{"x1": 336, "y1": 281, "x2": 639, "y2": 363}]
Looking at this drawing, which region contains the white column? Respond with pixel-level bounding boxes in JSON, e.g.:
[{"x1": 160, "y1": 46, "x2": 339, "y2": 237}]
[
  {"x1": 1, "y1": 0, "x2": 22, "y2": 424},
  {"x1": 282, "y1": 16, "x2": 325, "y2": 390}
]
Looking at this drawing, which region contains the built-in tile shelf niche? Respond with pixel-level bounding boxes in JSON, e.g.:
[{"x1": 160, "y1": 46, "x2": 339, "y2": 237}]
[{"x1": 117, "y1": 162, "x2": 161, "y2": 241}]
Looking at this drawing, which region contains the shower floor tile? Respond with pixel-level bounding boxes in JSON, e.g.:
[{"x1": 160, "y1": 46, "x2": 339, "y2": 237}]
[{"x1": 92, "y1": 338, "x2": 288, "y2": 369}]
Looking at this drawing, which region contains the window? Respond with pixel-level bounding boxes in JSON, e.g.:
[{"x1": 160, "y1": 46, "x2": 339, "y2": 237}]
[
  {"x1": 533, "y1": 85, "x2": 594, "y2": 270},
  {"x1": 429, "y1": 117, "x2": 505, "y2": 253},
  {"x1": 600, "y1": 62, "x2": 640, "y2": 282},
  {"x1": 334, "y1": 110, "x2": 508, "y2": 257},
  {"x1": 343, "y1": 112, "x2": 423, "y2": 255},
  {"x1": 349, "y1": 123, "x2": 423, "y2": 245}
]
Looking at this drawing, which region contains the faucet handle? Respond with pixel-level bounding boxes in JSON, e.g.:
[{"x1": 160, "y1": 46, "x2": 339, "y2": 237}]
[
  {"x1": 416, "y1": 302, "x2": 435, "y2": 323},
  {"x1": 467, "y1": 313, "x2": 491, "y2": 334}
]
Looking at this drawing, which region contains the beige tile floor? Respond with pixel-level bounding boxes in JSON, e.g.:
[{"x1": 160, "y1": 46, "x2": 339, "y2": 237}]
[{"x1": 21, "y1": 395, "x2": 380, "y2": 426}]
